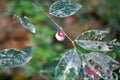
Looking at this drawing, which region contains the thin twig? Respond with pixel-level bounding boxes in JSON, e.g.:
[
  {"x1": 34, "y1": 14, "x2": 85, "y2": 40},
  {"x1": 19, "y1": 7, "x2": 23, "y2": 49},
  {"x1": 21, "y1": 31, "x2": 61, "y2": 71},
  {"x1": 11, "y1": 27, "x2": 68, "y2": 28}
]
[{"x1": 32, "y1": 3, "x2": 76, "y2": 48}]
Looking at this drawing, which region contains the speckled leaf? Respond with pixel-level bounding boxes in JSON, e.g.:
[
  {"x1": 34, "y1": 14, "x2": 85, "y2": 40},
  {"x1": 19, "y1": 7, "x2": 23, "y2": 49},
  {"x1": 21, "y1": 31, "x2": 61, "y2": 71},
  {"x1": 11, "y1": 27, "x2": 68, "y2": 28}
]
[
  {"x1": 49, "y1": 1, "x2": 82, "y2": 18},
  {"x1": 0, "y1": 47, "x2": 32, "y2": 68},
  {"x1": 75, "y1": 30, "x2": 111, "y2": 51},
  {"x1": 84, "y1": 52, "x2": 119, "y2": 79},
  {"x1": 55, "y1": 49, "x2": 81, "y2": 80},
  {"x1": 16, "y1": 16, "x2": 36, "y2": 33},
  {"x1": 85, "y1": 52, "x2": 119, "y2": 70}
]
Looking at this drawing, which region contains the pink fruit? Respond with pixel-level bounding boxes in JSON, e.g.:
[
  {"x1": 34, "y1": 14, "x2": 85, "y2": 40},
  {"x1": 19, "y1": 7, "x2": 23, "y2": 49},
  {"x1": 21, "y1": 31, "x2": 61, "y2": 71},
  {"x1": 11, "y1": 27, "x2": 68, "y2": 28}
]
[{"x1": 55, "y1": 31, "x2": 65, "y2": 41}]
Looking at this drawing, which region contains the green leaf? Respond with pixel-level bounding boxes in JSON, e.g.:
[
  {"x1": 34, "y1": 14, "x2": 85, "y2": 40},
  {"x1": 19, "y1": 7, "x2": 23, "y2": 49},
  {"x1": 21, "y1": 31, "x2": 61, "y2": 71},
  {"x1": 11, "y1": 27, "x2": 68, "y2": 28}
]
[
  {"x1": 16, "y1": 15, "x2": 36, "y2": 33},
  {"x1": 84, "y1": 52, "x2": 119, "y2": 79},
  {"x1": 0, "y1": 48, "x2": 32, "y2": 68},
  {"x1": 49, "y1": 1, "x2": 82, "y2": 18},
  {"x1": 41, "y1": 60, "x2": 58, "y2": 73},
  {"x1": 21, "y1": 46, "x2": 33, "y2": 54},
  {"x1": 75, "y1": 30, "x2": 111, "y2": 51},
  {"x1": 55, "y1": 49, "x2": 81, "y2": 80},
  {"x1": 106, "y1": 43, "x2": 120, "y2": 59}
]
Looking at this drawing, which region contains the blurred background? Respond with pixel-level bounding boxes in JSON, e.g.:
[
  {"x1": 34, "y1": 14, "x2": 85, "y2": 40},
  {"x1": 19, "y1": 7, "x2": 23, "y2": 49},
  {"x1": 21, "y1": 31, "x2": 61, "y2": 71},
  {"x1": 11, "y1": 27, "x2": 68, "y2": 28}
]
[{"x1": 0, "y1": 0, "x2": 120, "y2": 80}]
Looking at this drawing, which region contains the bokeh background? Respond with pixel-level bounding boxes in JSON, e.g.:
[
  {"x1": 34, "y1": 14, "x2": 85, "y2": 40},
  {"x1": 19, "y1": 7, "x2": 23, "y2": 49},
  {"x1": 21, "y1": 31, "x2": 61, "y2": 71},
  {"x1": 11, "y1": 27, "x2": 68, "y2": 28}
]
[{"x1": 0, "y1": 0, "x2": 120, "y2": 80}]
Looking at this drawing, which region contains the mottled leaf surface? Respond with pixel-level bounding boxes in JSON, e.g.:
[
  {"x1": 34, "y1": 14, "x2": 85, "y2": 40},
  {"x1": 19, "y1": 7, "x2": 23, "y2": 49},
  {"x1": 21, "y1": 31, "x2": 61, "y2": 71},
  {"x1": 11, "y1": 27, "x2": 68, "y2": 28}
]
[
  {"x1": 16, "y1": 16, "x2": 36, "y2": 33},
  {"x1": 84, "y1": 52, "x2": 120, "y2": 79},
  {"x1": 0, "y1": 48, "x2": 32, "y2": 68},
  {"x1": 75, "y1": 30, "x2": 111, "y2": 51},
  {"x1": 49, "y1": 1, "x2": 82, "y2": 18},
  {"x1": 55, "y1": 49, "x2": 81, "y2": 80},
  {"x1": 85, "y1": 52, "x2": 119, "y2": 70}
]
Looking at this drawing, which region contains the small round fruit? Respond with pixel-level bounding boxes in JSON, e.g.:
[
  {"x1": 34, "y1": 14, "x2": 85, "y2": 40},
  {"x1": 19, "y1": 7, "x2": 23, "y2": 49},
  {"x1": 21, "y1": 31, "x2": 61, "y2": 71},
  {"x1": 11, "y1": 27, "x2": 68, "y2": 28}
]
[{"x1": 55, "y1": 31, "x2": 65, "y2": 41}]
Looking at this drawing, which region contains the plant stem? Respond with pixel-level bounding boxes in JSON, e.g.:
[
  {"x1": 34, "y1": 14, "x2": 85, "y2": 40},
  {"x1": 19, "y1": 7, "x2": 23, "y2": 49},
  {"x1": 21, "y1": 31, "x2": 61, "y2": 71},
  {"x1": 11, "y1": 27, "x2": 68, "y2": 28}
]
[{"x1": 32, "y1": 3, "x2": 76, "y2": 48}]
